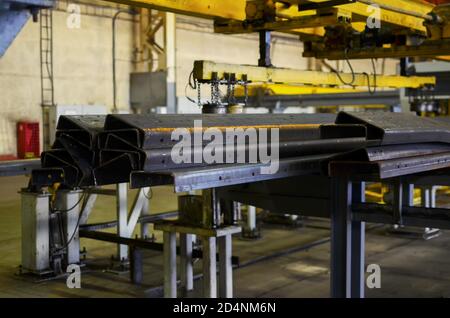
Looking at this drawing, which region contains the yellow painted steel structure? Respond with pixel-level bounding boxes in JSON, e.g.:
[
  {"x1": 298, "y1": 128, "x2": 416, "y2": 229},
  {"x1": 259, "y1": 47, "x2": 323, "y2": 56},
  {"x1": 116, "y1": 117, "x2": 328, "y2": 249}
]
[
  {"x1": 103, "y1": 0, "x2": 435, "y2": 36},
  {"x1": 216, "y1": 0, "x2": 433, "y2": 35},
  {"x1": 101, "y1": 0, "x2": 246, "y2": 20},
  {"x1": 304, "y1": 40, "x2": 450, "y2": 59},
  {"x1": 102, "y1": 0, "x2": 443, "y2": 83},
  {"x1": 309, "y1": 0, "x2": 431, "y2": 32},
  {"x1": 214, "y1": 7, "x2": 352, "y2": 34},
  {"x1": 234, "y1": 84, "x2": 360, "y2": 97},
  {"x1": 193, "y1": 60, "x2": 436, "y2": 89}
]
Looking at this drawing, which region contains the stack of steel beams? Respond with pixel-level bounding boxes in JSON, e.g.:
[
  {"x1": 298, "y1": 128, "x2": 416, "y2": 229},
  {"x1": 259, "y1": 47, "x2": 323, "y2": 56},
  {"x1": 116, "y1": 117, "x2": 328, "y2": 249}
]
[
  {"x1": 31, "y1": 111, "x2": 450, "y2": 188},
  {"x1": 325, "y1": 112, "x2": 450, "y2": 179},
  {"x1": 38, "y1": 115, "x2": 106, "y2": 187},
  {"x1": 93, "y1": 113, "x2": 344, "y2": 185}
]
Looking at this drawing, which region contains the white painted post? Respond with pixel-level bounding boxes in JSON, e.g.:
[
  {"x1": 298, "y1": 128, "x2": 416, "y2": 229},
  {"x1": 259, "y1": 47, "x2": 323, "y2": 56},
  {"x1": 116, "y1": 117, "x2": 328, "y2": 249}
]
[
  {"x1": 219, "y1": 234, "x2": 233, "y2": 298},
  {"x1": 202, "y1": 236, "x2": 217, "y2": 298},
  {"x1": 164, "y1": 231, "x2": 177, "y2": 298},
  {"x1": 116, "y1": 183, "x2": 128, "y2": 261}
]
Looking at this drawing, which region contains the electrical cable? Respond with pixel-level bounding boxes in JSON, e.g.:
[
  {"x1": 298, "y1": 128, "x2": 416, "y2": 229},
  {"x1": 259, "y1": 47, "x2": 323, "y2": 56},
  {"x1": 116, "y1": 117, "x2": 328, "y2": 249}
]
[
  {"x1": 185, "y1": 83, "x2": 198, "y2": 105},
  {"x1": 188, "y1": 70, "x2": 197, "y2": 90},
  {"x1": 52, "y1": 190, "x2": 91, "y2": 254},
  {"x1": 50, "y1": 192, "x2": 86, "y2": 214},
  {"x1": 363, "y1": 58, "x2": 378, "y2": 95},
  {"x1": 185, "y1": 70, "x2": 199, "y2": 105},
  {"x1": 322, "y1": 48, "x2": 356, "y2": 87}
]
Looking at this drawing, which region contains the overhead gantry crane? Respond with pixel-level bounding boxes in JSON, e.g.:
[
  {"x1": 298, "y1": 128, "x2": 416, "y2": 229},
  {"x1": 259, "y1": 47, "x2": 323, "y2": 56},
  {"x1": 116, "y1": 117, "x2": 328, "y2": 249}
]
[
  {"x1": 104, "y1": 0, "x2": 449, "y2": 60},
  {"x1": 100, "y1": 0, "x2": 442, "y2": 90}
]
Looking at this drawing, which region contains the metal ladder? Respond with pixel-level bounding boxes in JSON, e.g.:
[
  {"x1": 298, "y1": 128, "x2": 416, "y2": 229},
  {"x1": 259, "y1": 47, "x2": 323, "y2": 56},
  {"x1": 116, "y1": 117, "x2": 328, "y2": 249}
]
[{"x1": 40, "y1": 8, "x2": 54, "y2": 150}]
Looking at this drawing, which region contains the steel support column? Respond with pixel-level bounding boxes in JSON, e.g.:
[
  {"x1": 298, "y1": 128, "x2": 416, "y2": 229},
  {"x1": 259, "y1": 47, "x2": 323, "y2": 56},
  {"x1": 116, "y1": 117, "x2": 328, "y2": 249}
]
[
  {"x1": 350, "y1": 182, "x2": 365, "y2": 298},
  {"x1": 180, "y1": 233, "x2": 194, "y2": 293},
  {"x1": 21, "y1": 191, "x2": 51, "y2": 273},
  {"x1": 163, "y1": 231, "x2": 177, "y2": 298},
  {"x1": 116, "y1": 183, "x2": 128, "y2": 260},
  {"x1": 331, "y1": 179, "x2": 366, "y2": 298},
  {"x1": 330, "y1": 177, "x2": 352, "y2": 298},
  {"x1": 140, "y1": 194, "x2": 150, "y2": 239},
  {"x1": 218, "y1": 234, "x2": 233, "y2": 298},
  {"x1": 59, "y1": 190, "x2": 82, "y2": 265},
  {"x1": 202, "y1": 236, "x2": 217, "y2": 298}
]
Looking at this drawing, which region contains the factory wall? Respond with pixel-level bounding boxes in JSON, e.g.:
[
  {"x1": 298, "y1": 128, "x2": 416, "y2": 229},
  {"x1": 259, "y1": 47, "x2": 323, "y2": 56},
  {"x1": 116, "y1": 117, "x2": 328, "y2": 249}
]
[{"x1": 0, "y1": 8, "x2": 134, "y2": 156}]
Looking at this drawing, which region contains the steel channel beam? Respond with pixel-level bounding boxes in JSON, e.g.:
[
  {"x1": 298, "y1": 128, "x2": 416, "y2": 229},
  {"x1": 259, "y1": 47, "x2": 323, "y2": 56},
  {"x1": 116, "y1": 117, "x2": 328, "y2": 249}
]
[
  {"x1": 236, "y1": 91, "x2": 401, "y2": 108},
  {"x1": 79, "y1": 230, "x2": 239, "y2": 265},
  {"x1": 131, "y1": 137, "x2": 368, "y2": 172},
  {"x1": 39, "y1": 115, "x2": 106, "y2": 188},
  {"x1": 334, "y1": 111, "x2": 450, "y2": 144},
  {"x1": 130, "y1": 154, "x2": 333, "y2": 191},
  {"x1": 403, "y1": 169, "x2": 450, "y2": 186},
  {"x1": 104, "y1": 113, "x2": 336, "y2": 149},
  {"x1": 79, "y1": 211, "x2": 179, "y2": 231},
  {"x1": 216, "y1": 176, "x2": 332, "y2": 217},
  {"x1": 0, "y1": 159, "x2": 41, "y2": 177},
  {"x1": 329, "y1": 151, "x2": 450, "y2": 179},
  {"x1": 304, "y1": 40, "x2": 450, "y2": 60},
  {"x1": 352, "y1": 203, "x2": 450, "y2": 230},
  {"x1": 326, "y1": 143, "x2": 450, "y2": 167}
]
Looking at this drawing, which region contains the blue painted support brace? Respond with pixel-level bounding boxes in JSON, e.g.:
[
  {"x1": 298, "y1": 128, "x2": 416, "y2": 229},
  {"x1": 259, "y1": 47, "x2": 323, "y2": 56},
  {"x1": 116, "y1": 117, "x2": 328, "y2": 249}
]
[
  {"x1": 0, "y1": 0, "x2": 54, "y2": 57},
  {"x1": 0, "y1": 10, "x2": 30, "y2": 57}
]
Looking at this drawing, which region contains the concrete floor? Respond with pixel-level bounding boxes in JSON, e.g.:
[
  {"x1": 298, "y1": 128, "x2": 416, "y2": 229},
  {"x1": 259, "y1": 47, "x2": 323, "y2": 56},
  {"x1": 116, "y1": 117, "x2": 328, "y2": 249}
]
[{"x1": 1, "y1": 176, "x2": 450, "y2": 298}]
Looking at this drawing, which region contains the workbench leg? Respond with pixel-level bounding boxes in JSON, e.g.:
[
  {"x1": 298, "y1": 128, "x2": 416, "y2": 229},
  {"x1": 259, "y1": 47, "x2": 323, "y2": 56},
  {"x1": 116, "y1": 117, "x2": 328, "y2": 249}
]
[
  {"x1": 350, "y1": 221, "x2": 365, "y2": 298},
  {"x1": 203, "y1": 189, "x2": 220, "y2": 228},
  {"x1": 403, "y1": 184, "x2": 415, "y2": 207},
  {"x1": 21, "y1": 191, "x2": 51, "y2": 273},
  {"x1": 202, "y1": 236, "x2": 217, "y2": 298},
  {"x1": 218, "y1": 234, "x2": 233, "y2": 298},
  {"x1": 116, "y1": 183, "x2": 128, "y2": 261},
  {"x1": 330, "y1": 178, "x2": 352, "y2": 298},
  {"x1": 420, "y1": 185, "x2": 437, "y2": 209},
  {"x1": 421, "y1": 186, "x2": 439, "y2": 236},
  {"x1": 350, "y1": 182, "x2": 366, "y2": 298},
  {"x1": 130, "y1": 246, "x2": 143, "y2": 285},
  {"x1": 140, "y1": 194, "x2": 150, "y2": 239},
  {"x1": 180, "y1": 233, "x2": 194, "y2": 293},
  {"x1": 247, "y1": 206, "x2": 256, "y2": 232},
  {"x1": 163, "y1": 231, "x2": 177, "y2": 298}
]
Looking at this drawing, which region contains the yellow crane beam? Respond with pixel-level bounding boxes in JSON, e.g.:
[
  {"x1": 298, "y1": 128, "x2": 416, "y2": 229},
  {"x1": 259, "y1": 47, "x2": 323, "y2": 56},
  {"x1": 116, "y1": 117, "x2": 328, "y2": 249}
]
[
  {"x1": 100, "y1": 0, "x2": 246, "y2": 20},
  {"x1": 103, "y1": 0, "x2": 434, "y2": 36},
  {"x1": 279, "y1": 0, "x2": 434, "y2": 25},
  {"x1": 213, "y1": 0, "x2": 434, "y2": 35},
  {"x1": 234, "y1": 84, "x2": 360, "y2": 97},
  {"x1": 304, "y1": 39, "x2": 450, "y2": 59},
  {"x1": 215, "y1": 7, "x2": 351, "y2": 34},
  {"x1": 193, "y1": 60, "x2": 436, "y2": 89}
]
